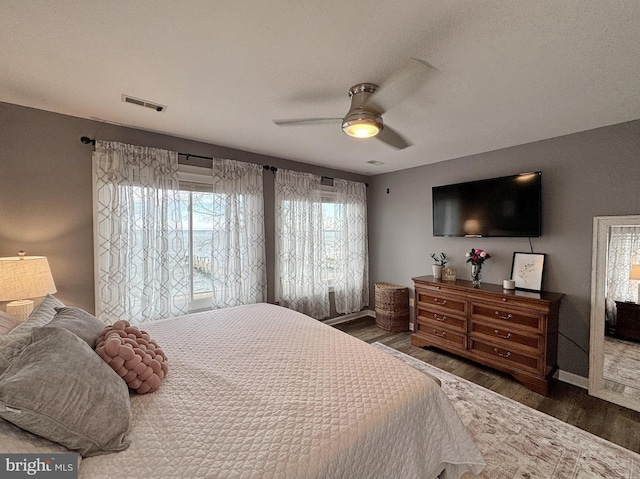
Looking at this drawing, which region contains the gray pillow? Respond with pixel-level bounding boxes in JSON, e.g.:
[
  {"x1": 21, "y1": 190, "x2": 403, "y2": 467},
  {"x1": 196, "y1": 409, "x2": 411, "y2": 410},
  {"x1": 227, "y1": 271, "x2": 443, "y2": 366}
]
[
  {"x1": 0, "y1": 327, "x2": 131, "y2": 457},
  {"x1": 50, "y1": 307, "x2": 106, "y2": 348},
  {"x1": 0, "y1": 294, "x2": 64, "y2": 373},
  {"x1": 0, "y1": 311, "x2": 21, "y2": 335},
  {"x1": 0, "y1": 418, "x2": 72, "y2": 455}
]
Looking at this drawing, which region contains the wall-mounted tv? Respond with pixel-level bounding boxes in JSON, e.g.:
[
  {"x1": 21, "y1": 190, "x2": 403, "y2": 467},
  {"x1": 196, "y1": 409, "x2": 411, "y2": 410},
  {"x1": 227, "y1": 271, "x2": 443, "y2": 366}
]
[{"x1": 432, "y1": 172, "x2": 542, "y2": 237}]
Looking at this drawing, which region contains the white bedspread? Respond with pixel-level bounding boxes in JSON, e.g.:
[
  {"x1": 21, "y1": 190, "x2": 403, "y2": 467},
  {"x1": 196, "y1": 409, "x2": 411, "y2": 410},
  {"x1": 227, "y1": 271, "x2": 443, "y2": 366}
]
[{"x1": 80, "y1": 303, "x2": 484, "y2": 478}]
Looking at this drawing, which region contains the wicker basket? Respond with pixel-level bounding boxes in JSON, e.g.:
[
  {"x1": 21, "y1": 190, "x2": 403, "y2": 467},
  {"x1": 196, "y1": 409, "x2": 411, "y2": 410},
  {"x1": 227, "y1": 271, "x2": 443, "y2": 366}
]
[{"x1": 375, "y1": 282, "x2": 410, "y2": 332}]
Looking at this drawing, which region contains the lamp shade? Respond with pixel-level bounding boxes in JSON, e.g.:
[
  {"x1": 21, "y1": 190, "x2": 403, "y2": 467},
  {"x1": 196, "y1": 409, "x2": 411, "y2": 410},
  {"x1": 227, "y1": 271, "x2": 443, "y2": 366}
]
[
  {"x1": 631, "y1": 264, "x2": 640, "y2": 305},
  {"x1": 0, "y1": 256, "x2": 57, "y2": 301}
]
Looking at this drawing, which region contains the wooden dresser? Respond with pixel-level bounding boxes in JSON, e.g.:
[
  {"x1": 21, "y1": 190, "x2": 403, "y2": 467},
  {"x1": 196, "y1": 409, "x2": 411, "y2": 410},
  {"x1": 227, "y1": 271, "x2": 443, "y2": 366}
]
[{"x1": 411, "y1": 275, "x2": 563, "y2": 395}]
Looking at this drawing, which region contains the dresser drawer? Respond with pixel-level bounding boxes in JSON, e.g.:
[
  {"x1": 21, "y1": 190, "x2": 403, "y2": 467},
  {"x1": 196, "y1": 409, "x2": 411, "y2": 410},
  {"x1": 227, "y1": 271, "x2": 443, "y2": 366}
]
[
  {"x1": 417, "y1": 307, "x2": 466, "y2": 333},
  {"x1": 469, "y1": 292, "x2": 549, "y2": 313},
  {"x1": 469, "y1": 320, "x2": 542, "y2": 354},
  {"x1": 416, "y1": 288, "x2": 467, "y2": 316},
  {"x1": 470, "y1": 339, "x2": 542, "y2": 375},
  {"x1": 470, "y1": 302, "x2": 544, "y2": 333},
  {"x1": 415, "y1": 322, "x2": 467, "y2": 350}
]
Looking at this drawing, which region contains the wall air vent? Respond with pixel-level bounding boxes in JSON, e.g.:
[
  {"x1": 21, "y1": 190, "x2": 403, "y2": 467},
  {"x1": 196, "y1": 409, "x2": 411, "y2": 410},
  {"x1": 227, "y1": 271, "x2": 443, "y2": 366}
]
[{"x1": 121, "y1": 94, "x2": 166, "y2": 112}]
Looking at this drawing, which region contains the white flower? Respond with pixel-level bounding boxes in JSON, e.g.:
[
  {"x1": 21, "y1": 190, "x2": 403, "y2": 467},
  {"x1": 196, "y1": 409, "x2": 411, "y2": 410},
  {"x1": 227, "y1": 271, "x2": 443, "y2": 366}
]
[
  {"x1": 480, "y1": 252, "x2": 486, "y2": 258},
  {"x1": 465, "y1": 252, "x2": 470, "y2": 257}
]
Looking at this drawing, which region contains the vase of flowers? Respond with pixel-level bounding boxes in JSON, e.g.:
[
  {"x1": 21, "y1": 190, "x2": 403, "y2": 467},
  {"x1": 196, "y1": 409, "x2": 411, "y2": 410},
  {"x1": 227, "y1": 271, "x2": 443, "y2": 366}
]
[
  {"x1": 430, "y1": 252, "x2": 448, "y2": 279},
  {"x1": 465, "y1": 248, "x2": 491, "y2": 287}
]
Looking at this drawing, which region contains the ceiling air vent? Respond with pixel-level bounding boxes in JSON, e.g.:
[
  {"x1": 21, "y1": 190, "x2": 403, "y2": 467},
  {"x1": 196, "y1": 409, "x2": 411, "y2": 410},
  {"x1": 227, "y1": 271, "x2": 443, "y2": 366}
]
[
  {"x1": 366, "y1": 160, "x2": 385, "y2": 166},
  {"x1": 121, "y1": 94, "x2": 166, "y2": 112}
]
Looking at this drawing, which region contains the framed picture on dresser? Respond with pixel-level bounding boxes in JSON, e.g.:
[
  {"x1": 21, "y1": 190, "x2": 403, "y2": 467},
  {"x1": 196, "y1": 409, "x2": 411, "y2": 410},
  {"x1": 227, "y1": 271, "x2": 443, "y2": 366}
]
[{"x1": 511, "y1": 252, "x2": 545, "y2": 292}]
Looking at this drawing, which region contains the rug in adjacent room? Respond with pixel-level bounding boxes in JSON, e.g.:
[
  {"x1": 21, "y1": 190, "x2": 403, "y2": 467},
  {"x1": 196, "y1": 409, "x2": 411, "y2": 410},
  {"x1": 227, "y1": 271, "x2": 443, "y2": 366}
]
[
  {"x1": 604, "y1": 336, "x2": 640, "y2": 402},
  {"x1": 372, "y1": 342, "x2": 640, "y2": 479}
]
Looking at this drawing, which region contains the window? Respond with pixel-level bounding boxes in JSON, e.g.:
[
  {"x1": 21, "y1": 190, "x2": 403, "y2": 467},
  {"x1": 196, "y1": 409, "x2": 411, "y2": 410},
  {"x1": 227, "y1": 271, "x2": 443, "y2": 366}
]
[
  {"x1": 321, "y1": 186, "x2": 338, "y2": 288},
  {"x1": 178, "y1": 166, "x2": 217, "y2": 311},
  {"x1": 607, "y1": 226, "x2": 640, "y2": 302},
  {"x1": 94, "y1": 142, "x2": 265, "y2": 322},
  {"x1": 93, "y1": 141, "x2": 189, "y2": 323},
  {"x1": 102, "y1": 182, "x2": 211, "y2": 314},
  {"x1": 274, "y1": 169, "x2": 368, "y2": 318},
  {"x1": 178, "y1": 162, "x2": 266, "y2": 311}
]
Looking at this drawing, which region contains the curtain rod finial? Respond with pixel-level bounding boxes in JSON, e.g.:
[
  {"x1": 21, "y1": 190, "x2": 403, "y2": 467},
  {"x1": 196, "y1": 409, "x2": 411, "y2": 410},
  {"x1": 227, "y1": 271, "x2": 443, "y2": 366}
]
[{"x1": 80, "y1": 136, "x2": 95, "y2": 145}]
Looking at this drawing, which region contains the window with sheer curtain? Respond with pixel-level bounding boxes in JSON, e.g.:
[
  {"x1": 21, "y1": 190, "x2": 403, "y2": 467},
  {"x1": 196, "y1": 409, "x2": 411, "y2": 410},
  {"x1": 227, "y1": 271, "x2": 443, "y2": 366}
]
[
  {"x1": 94, "y1": 143, "x2": 266, "y2": 323},
  {"x1": 605, "y1": 226, "x2": 640, "y2": 324},
  {"x1": 177, "y1": 159, "x2": 266, "y2": 310},
  {"x1": 331, "y1": 178, "x2": 369, "y2": 314},
  {"x1": 607, "y1": 226, "x2": 640, "y2": 302},
  {"x1": 93, "y1": 141, "x2": 189, "y2": 323},
  {"x1": 209, "y1": 159, "x2": 267, "y2": 308},
  {"x1": 275, "y1": 169, "x2": 368, "y2": 319}
]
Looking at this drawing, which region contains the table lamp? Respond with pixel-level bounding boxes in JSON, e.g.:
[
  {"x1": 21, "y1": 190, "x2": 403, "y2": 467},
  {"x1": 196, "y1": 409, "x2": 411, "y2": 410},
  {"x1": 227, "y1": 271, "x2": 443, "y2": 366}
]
[
  {"x1": 630, "y1": 264, "x2": 640, "y2": 304},
  {"x1": 0, "y1": 251, "x2": 57, "y2": 321}
]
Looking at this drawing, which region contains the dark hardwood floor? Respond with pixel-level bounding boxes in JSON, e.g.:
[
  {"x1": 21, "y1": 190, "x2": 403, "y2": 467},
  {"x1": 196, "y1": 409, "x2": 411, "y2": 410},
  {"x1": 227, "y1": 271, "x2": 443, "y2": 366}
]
[{"x1": 332, "y1": 316, "x2": 640, "y2": 454}]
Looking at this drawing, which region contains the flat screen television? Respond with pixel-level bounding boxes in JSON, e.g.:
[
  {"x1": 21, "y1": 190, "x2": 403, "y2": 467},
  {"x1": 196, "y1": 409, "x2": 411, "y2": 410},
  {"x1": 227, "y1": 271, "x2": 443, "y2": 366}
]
[{"x1": 432, "y1": 172, "x2": 542, "y2": 237}]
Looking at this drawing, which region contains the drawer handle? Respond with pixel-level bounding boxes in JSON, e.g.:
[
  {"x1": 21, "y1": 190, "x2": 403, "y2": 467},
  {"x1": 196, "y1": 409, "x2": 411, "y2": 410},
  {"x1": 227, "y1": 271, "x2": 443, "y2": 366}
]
[
  {"x1": 434, "y1": 298, "x2": 448, "y2": 305},
  {"x1": 434, "y1": 314, "x2": 447, "y2": 322},
  {"x1": 434, "y1": 330, "x2": 446, "y2": 337},
  {"x1": 495, "y1": 311, "x2": 513, "y2": 321},
  {"x1": 494, "y1": 329, "x2": 512, "y2": 340},
  {"x1": 493, "y1": 347, "x2": 511, "y2": 358}
]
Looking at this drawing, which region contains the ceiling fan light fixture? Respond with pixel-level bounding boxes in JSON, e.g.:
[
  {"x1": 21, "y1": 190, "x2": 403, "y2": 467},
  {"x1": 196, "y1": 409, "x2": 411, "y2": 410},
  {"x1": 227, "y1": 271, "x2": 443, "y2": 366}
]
[
  {"x1": 342, "y1": 112, "x2": 383, "y2": 138},
  {"x1": 275, "y1": 81, "x2": 410, "y2": 148}
]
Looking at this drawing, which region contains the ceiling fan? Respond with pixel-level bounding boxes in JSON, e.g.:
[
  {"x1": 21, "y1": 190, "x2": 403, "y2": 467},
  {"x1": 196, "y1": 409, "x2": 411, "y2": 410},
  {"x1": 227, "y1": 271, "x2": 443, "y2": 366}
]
[{"x1": 273, "y1": 58, "x2": 435, "y2": 150}]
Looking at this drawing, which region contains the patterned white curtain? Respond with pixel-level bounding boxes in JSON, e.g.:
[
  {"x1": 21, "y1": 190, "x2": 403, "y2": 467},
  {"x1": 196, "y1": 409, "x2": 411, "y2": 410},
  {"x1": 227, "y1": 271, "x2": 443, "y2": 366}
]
[
  {"x1": 607, "y1": 226, "x2": 640, "y2": 302},
  {"x1": 605, "y1": 226, "x2": 640, "y2": 324},
  {"x1": 211, "y1": 159, "x2": 266, "y2": 308},
  {"x1": 93, "y1": 141, "x2": 188, "y2": 323},
  {"x1": 275, "y1": 169, "x2": 330, "y2": 319},
  {"x1": 333, "y1": 178, "x2": 369, "y2": 314}
]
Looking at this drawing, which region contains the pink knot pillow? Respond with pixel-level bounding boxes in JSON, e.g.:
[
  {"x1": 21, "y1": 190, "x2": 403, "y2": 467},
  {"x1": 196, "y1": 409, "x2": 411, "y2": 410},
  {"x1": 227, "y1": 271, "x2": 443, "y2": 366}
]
[{"x1": 95, "y1": 320, "x2": 168, "y2": 394}]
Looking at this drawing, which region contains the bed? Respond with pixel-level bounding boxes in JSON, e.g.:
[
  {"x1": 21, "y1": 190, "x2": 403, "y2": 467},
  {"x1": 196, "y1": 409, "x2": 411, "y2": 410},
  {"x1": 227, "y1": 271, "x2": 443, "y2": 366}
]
[{"x1": 0, "y1": 300, "x2": 484, "y2": 479}]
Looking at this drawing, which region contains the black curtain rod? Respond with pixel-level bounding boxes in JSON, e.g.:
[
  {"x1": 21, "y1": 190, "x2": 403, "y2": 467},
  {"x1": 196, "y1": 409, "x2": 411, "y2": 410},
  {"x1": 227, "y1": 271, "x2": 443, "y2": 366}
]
[
  {"x1": 81, "y1": 136, "x2": 276, "y2": 171},
  {"x1": 80, "y1": 136, "x2": 367, "y2": 185}
]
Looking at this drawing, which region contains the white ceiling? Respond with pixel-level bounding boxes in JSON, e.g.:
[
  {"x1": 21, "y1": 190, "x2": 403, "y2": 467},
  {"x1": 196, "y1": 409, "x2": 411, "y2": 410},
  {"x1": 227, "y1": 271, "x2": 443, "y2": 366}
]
[{"x1": 2, "y1": 1, "x2": 640, "y2": 175}]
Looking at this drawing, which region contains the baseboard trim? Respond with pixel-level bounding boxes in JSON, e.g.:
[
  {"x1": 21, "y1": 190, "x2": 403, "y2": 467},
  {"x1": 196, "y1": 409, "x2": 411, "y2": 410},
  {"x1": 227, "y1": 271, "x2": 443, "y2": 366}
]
[
  {"x1": 558, "y1": 370, "x2": 589, "y2": 389},
  {"x1": 323, "y1": 309, "x2": 375, "y2": 326}
]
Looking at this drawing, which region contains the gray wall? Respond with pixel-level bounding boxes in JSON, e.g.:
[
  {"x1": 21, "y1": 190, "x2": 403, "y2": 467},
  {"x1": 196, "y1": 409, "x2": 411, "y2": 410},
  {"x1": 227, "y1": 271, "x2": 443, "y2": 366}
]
[
  {"x1": 368, "y1": 119, "x2": 640, "y2": 377},
  {"x1": 0, "y1": 102, "x2": 367, "y2": 315},
  {"x1": 3, "y1": 100, "x2": 640, "y2": 377}
]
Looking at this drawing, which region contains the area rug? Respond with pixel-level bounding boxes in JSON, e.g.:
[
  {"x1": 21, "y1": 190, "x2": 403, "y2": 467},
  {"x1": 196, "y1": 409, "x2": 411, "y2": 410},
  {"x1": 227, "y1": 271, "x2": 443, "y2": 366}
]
[
  {"x1": 372, "y1": 342, "x2": 640, "y2": 479},
  {"x1": 604, "y1": 336, "x2": 640, "y2": 402}
]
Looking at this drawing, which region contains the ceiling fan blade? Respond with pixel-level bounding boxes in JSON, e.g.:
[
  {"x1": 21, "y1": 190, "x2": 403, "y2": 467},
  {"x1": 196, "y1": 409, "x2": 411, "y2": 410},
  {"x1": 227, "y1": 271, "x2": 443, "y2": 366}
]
[
  {"x1": 273, "y1": 118, "x2": 342, "y2": 126},
  {"x1": 368, "y1": 57, "x2": 437, "y2": 113},
  {"x1": 376, "y1": 124, "x2": 412, "y2": 149}
]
